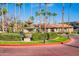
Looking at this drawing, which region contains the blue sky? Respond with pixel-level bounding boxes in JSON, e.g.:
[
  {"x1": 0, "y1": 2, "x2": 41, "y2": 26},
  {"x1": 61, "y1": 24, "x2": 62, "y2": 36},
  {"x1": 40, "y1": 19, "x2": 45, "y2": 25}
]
[{"x1": 4, "y1": 3, "x2": 79, "y2": 24}]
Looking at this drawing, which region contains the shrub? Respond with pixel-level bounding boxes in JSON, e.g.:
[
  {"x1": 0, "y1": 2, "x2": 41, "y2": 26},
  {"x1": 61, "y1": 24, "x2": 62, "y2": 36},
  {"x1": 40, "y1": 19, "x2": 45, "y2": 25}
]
[
  {"x1": 7, "y1": 27, "x2": 13, "y2": 33},
  {"x1": 32, "y1": 32, "x2": 58, "y2": 41},
  {"x1": 32, "y1": 32, "x2": 42, "y2": 41},
  {"x1": 47, "y1": 32, "x2": 58, "y2": 39},
  {"x1": 0, "y1": 33, "x2": 21, "y2": 41}
]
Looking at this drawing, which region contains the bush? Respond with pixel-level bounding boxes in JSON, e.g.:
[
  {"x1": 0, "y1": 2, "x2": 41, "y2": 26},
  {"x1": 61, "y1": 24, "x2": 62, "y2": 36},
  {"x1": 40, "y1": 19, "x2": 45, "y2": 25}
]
[
  {"x1": 32, "y1": 32, "x2": 58, "y2": 41},
  {"x1": 7, "y1": 27, "x2": 13, "y2": 33},
  {"x1": 0, "y1": 33, "x2": 21, "y2": 41},
  {"x1": 32, "y1": 32, "x2": 42, "y2": 41},
  {"x1": 48, "y1": 32, "x2": 58, "y2": 39},
  {"x1": 72, "y1": 31, "x2": 78, "y2": 34}
]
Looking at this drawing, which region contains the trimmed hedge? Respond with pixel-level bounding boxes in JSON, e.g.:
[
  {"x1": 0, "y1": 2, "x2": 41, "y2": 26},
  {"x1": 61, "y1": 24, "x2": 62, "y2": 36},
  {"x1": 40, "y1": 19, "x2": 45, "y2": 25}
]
[
  {"x1": 32, "y1": 32, "x2": 42, "y2": 41},
  {"x1": 32, "y1": 32, "x2": 58, "y2": 41},
  {"x1": 48, "y1": 32, "x2": 58, "y2": 39},
  {"x1": 0, "y1": 33, "x2": 21, "y2": 41}
]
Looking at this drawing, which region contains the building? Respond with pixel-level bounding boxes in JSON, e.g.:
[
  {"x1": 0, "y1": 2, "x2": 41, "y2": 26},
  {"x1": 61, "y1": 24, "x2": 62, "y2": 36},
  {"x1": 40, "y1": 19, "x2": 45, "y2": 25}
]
[
  {"x1": 68, "y1": 21, "x2": 79, "y2": 33},
  {"x1": 34, "y1": 24, "x2": 73, "y2": 33}
]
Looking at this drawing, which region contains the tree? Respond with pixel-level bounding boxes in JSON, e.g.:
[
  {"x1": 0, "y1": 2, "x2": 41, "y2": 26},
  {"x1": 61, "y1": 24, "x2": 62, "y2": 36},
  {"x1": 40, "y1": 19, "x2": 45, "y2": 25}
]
[
  {"x1": 0, "y1": 3, "x2": 8, "y2": 32},
  {"x1": 44, "y1": 3, "x2": 48, "y2": 32},
  {"x1": 52, "y1": 12, "x2": 58, "y2": 24},
  {"x1": 30, "y1": 3, "x2": 32, "y2": 17},
  {"x1": 39, "y1": 3, "x2": 42, "y2": 32},
  {"x1": 35, "y1": 4, "x2": 42, "y2": 32},
  {"x1": 16, "y1": 3, "x2": 23, "y2": 31},
  {"x1": 61, "y1": 3, "x2": 64, "y2": 33},
  {"x1": 29, "y1": 4, "x2": 34, "y2": 23},
  {"x1": 47, "y1": 12, "x2": 52, "y2": 24},
  {"x1": 68, "y1": 4, "x2": 71, "y2": 34},
  {"x1": 16, "y1": 3, "x2": 23, "y2": 20},
  {"x1": 12, "y1": 3, "x2": 17, "y2": 32},
  {"x1": 30, "y1": 16, "x2": 34, "y2": 21},
  {"x1": 0, "y1": 8, "x2": 8, "y2": 16}
]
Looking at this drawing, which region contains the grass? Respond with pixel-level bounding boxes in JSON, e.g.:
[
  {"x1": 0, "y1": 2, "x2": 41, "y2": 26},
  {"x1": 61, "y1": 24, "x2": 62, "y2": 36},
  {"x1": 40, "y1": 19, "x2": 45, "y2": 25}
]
[
  {"x1": 0, "y1": 41, "x2": 42, "y2": 44},
  {"x1": 0, "y1": 32, "x2": 69, "y2": 45},
  {"x1": 46, "y1": 36, "x2": 69, "y2": 44},
  {"x1": 0, "y1": 36, "x2": 69, "y2": 44}
]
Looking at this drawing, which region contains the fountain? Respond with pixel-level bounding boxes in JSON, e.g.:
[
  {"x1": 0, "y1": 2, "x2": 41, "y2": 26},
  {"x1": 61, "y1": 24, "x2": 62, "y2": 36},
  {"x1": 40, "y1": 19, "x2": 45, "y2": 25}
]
[{"x1": 23, "y1": 20, "x2": 34, "y2": 42}]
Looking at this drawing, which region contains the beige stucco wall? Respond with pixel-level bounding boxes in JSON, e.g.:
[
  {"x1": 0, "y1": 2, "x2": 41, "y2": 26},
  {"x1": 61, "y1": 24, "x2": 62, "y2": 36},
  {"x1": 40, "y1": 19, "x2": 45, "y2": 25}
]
[
  {"x1": 53, "y1": 27, "x2": 73, "y2": 33},
  {"x1": 48, "y1": 29, "x2": 51, "y2": 32}
]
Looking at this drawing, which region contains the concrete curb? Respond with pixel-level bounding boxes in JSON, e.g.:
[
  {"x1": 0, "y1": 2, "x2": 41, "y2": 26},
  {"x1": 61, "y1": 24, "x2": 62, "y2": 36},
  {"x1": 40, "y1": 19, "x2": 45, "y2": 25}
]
[{"x1": 0, "y1": 39, "x2": 71, "y2": 46}]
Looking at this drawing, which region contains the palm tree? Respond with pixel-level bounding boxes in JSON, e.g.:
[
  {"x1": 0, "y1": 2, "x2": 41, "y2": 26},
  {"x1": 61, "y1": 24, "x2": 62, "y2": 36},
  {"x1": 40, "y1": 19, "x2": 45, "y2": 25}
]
[
  {"x1": 21, "y1": 3, "x2": 26, "y2": 31},
  {"x1": 30, "y1": 3, "x2": 32, "y2": 18},
  {"x1": 47, "y1": 12, "x2": 52, "y2": 24},
  {"x1": 61, "y1": 3, "x2": 64, "y2": 33},
  {"x1": 23, "y1": 3, "x2": 26, "y2": 20},
  {"x1": 13, "y1": 3, "x2": 17, "y2": 32},
  {"x1": 39, "y1": 3, "x2": 42, "y2": 32},
  {"x1": 68, "y1": 3, "x2": 71, "y2": 34},
  {"x1": 0, "y1": 4, "x2": 4, "y2": 32},
  {"x1": 29, "y1": 16, "x2": 34, "y2": 22},
  {"x1": 36, "y1": 9, "x2": 47, "y2": 31},
  {"x1": 0, "y1": 4, "x2": 8, "y2": 32},
  {"x1": 14, "y1": 3, "x2": 16, "y2": 19},
  {"x1": 44, "y1": 3, "x2": 48, "y2": 32},
  {"x1": 16, "y1": 3, "x2": 23, "y2": 31},
  {"x1": 35, "y1": 3, "x2": 42, "y2": 32},
  {"x1": 16, "y1": 3, "x2": 23, "y2": 20},
  {"x1": 5, "y1": 3, "x2": 9, "y2": 32},
  {"x1": 29, "y1": 4, "x2": 35, "y2": 23},
  {"x1": 52, "y1": 12, "x2": 57, "y2": 24}
]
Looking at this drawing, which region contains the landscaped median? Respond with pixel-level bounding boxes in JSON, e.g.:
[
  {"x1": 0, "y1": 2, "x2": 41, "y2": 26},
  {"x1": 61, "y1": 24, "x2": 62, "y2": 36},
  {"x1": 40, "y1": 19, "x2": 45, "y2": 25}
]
[
  {"x1": 0, "y1": 34, "x2": 71, "y2": 46},
  {"x1": 0, "y1": 32, "x2": 71, "y2": 46}
]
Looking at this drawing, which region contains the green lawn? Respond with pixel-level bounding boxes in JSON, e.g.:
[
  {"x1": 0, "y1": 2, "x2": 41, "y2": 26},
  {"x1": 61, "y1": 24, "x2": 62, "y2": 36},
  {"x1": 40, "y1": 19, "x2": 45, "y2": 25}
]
[
  {"x1": 0, "y1": 36, "x2": 69, "y2": 44},
  {"x1": 0, "y1": 32, "x2": 69, "y2": 44}
]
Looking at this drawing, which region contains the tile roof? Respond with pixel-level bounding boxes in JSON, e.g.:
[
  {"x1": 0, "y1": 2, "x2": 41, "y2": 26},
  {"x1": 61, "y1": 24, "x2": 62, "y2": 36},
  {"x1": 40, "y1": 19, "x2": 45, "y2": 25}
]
[{"x1": 34, "y1": 24, "x2": 73, "y2": 28}]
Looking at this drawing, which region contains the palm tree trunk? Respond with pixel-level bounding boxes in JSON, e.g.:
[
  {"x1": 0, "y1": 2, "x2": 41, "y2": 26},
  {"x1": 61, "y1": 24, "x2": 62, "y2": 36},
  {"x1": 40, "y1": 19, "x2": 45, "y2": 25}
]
[
  {"x1": 30, "y1": 3, "x2": 32, "y2": 17},
  {"x1": 23, "y1": 3, "x2": 25, "y2": 19},
  {"x1": 1, "y1": 5, "x2": 4, "y2": 32},
  {"x1": 61, "y1": 3, "x2": 64, "y2": 33},
  {"x1": 45, "y1": 3, "x2": 48, "y2": 32},
  {"x1": 49, "y1": 16, "x2": 50, "y2": 24},
  {"x1": 22, "y1": 3, "x2": 26, "y2": 31},
  {"x1": 54, "y1": 17, "x2": 56, "y2": 24},
  {"x1": 39, "y1": 3, "x2": 42, "y2": 32},
  {"x1": 14, "y1": 4, "x2": 16, "y2": 19},
  {"x1": 53, "y1": 16, "x2": 54, "y2": 24},
  {"x1": 19, "y1": 5, "x2": 21, "y2": 20},
  {"x1": 6, "y1": 3, "x2": 8, "y2": 32},
  {"x1": 14, "y1": 3, "x2": 17, "y2": 32},
  {"x1": 19, "y1": 5, "x2": 21, "y2": 31},
  {"x1": 68, "y1": 4, "x2": 71, "y2": 34}
]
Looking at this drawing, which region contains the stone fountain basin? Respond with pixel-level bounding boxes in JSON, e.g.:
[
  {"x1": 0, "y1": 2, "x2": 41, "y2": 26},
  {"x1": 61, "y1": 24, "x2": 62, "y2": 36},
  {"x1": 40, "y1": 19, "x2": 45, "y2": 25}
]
[{"x1": 24, "y1": 32, "x2": 32, "y2": 42}]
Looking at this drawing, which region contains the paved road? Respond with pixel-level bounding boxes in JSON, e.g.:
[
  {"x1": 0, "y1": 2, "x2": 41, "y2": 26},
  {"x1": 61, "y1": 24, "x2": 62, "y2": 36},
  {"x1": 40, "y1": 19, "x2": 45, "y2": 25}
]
[{"x1": 0, "y1": 35, "x2": 79, "y2": 56}]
